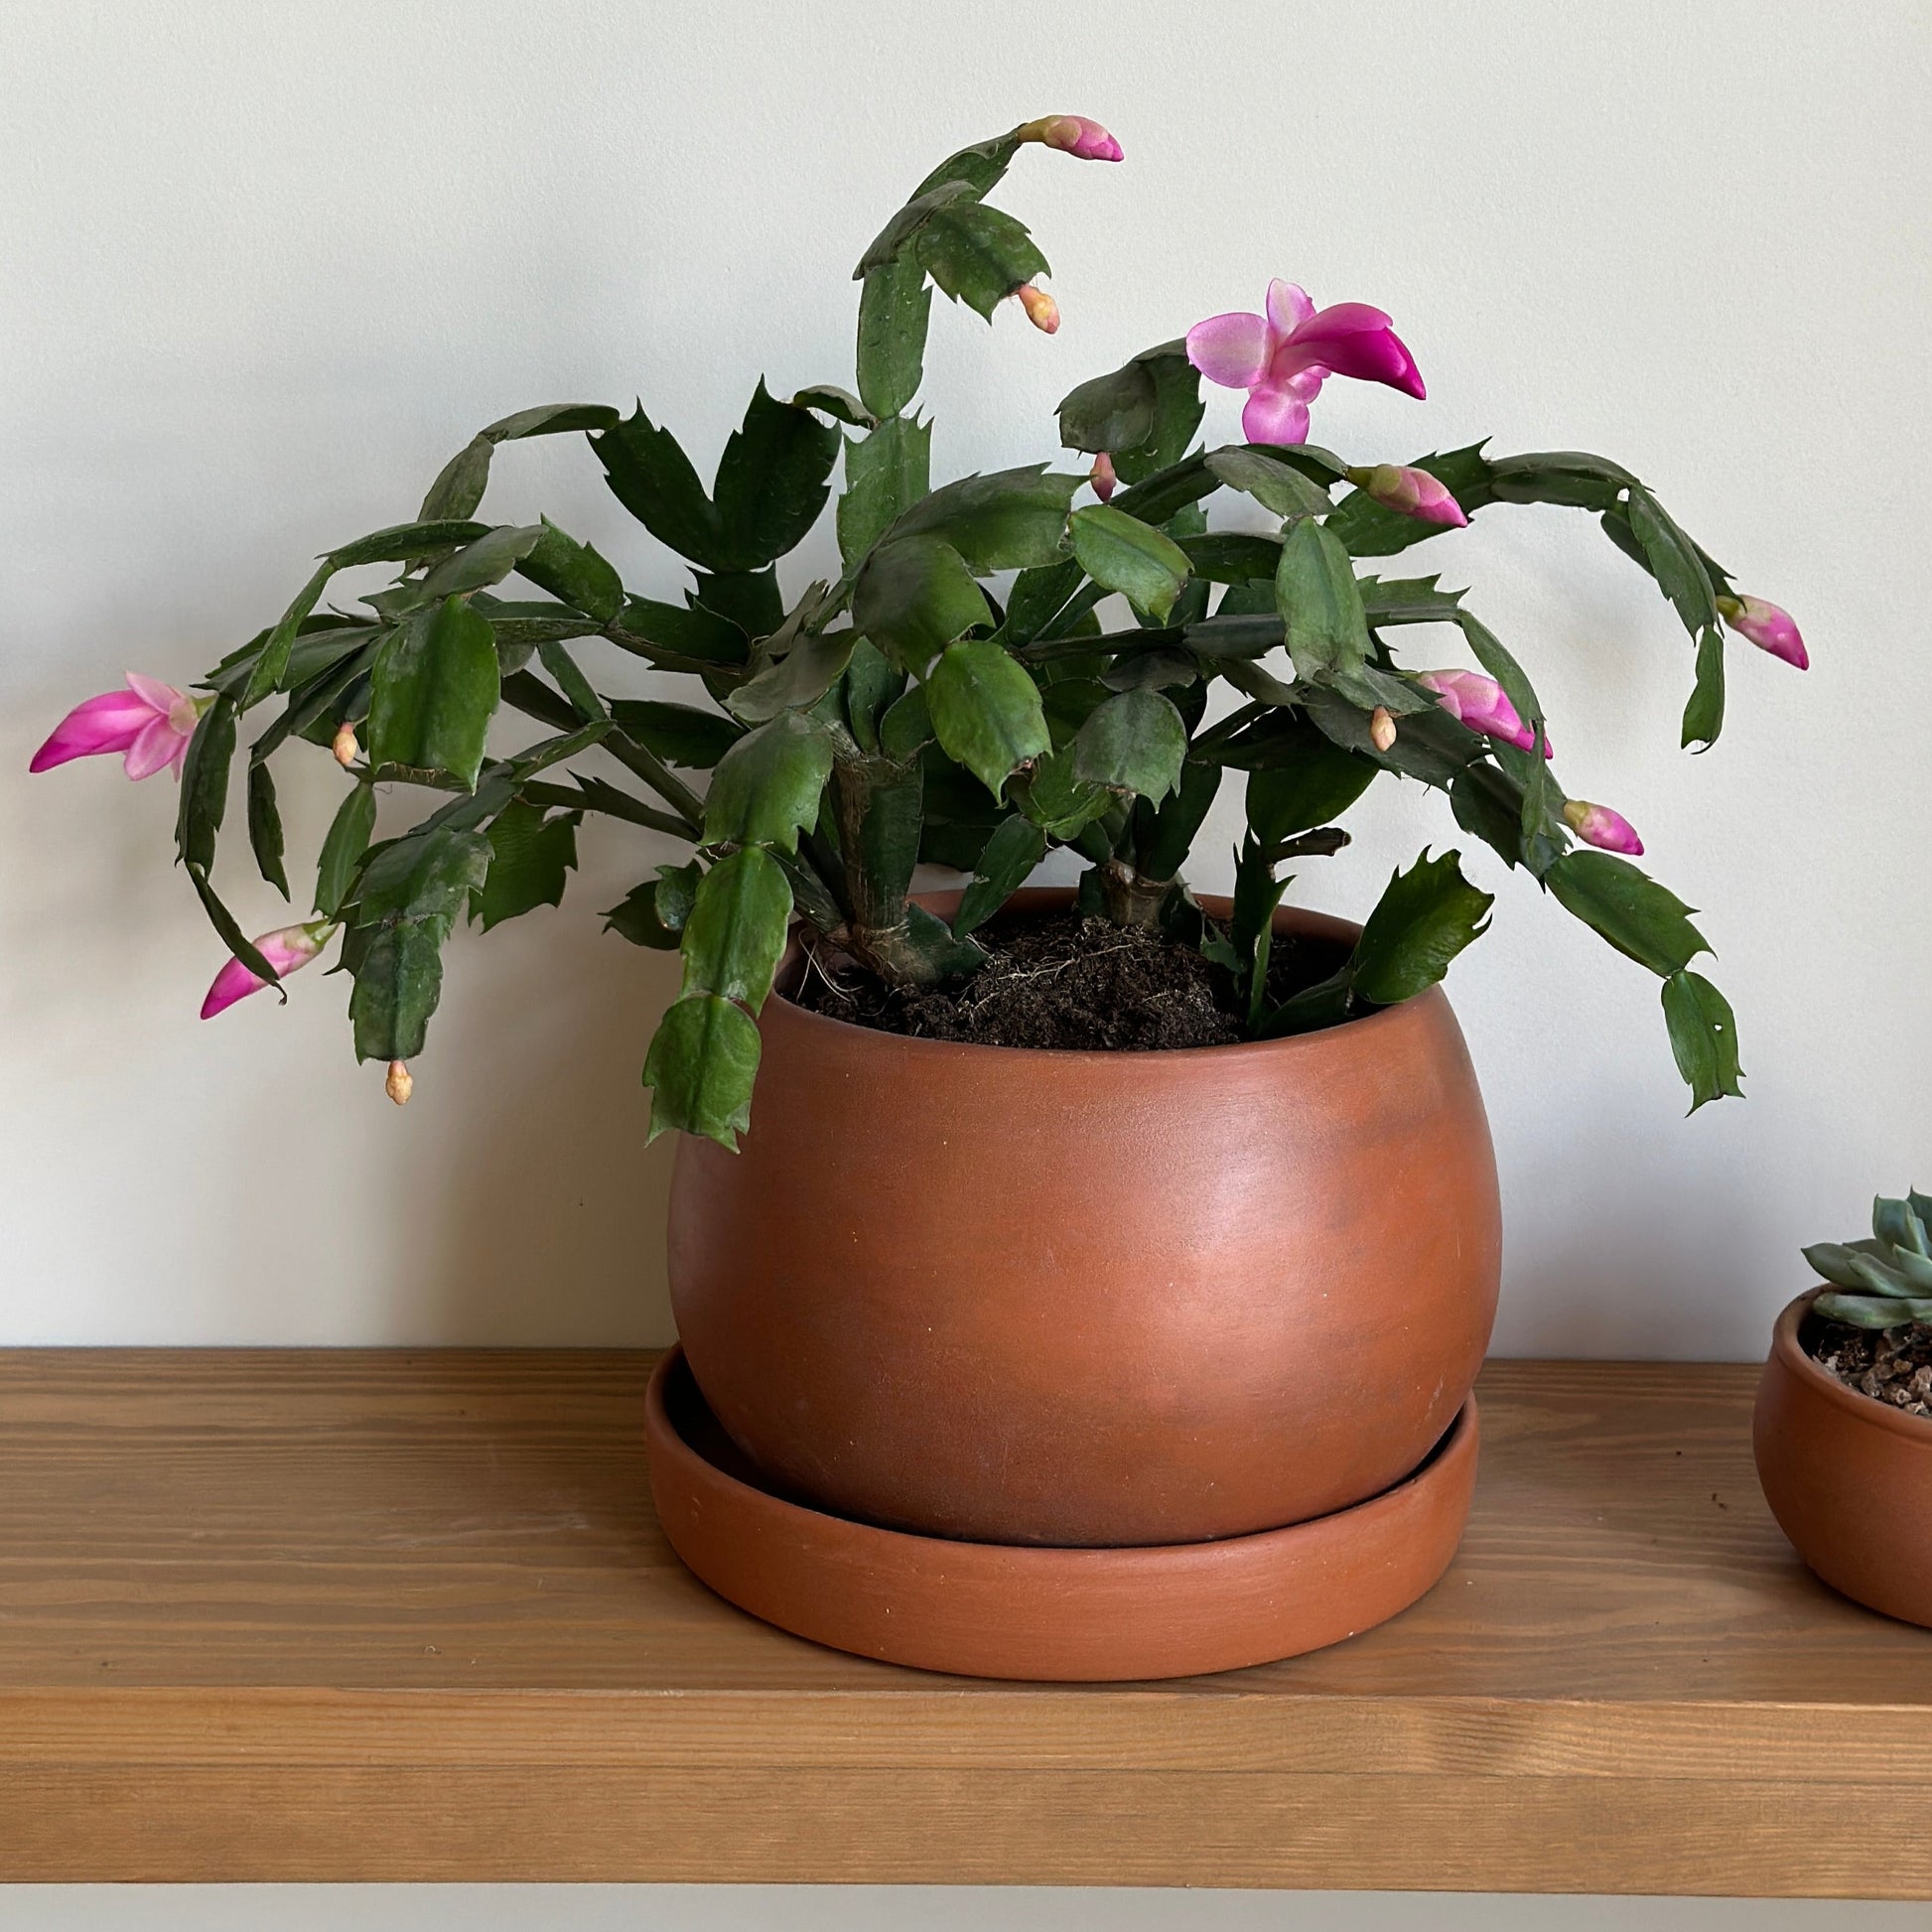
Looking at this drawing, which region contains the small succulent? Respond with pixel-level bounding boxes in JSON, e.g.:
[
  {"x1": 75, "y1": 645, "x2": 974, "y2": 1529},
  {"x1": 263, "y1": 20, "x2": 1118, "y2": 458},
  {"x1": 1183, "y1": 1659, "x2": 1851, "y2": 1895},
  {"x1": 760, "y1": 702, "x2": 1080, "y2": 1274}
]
[{"x1": 1805, "y1": 1194, "x2": 1932, "y2": 1328}]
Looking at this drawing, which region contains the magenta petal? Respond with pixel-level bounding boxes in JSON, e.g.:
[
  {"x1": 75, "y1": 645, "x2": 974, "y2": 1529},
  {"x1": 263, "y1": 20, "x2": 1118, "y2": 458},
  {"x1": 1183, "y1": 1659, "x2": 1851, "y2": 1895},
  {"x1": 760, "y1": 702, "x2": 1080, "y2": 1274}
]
[
  {"x1": 122, "y1": 713, "x2": 185, "y2": 780},
  {"x1": 1185, "y1": 311, "x2": 1272, "y2": 389},
  {"x1": 28, "y1": 691, "x2": 155, "y2": 771},
  {"x1": 200, "y1": 955, "x2": 268, "y2": 1019},
  {"x1": 123, "y1": 671, "x2": 182, "y2": 713},
  {"x1": 1241, "y1": 384, "x2": 1312, "y2": 445},
  {"x1": 1299, "y1": 322, "x2": 1424, "y2": 397},
  {"x1": 1265, "y1": 279, "x2": 1315, "y2": 337},
  {"x1": 1291, "y1": 300, "x2": 1395, "y2": 343}
]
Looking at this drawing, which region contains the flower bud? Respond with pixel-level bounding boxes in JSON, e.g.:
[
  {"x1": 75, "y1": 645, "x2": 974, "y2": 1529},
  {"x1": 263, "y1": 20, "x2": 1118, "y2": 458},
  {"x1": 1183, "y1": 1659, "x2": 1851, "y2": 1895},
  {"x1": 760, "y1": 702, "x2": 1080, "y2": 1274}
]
[
  {"x1": 1090, "y1": 452, "x2": 1118, "y2": 503},
  {"x1": 1717, "y1": 594, "x2": 1807, "y2": 669},
  {"x1": 332, "y1": 722, "x2": 360, "y2": 766},
  {"x1": 200, "y1": 920, "x2": 334, "y2": 1020},
  {"x1": 1563, "y1": 798, "x2": 1644, "y2": 856},
  {"x1": 1016, "y1": 115, "x2": 1123, "y2": 163},
  {"x1": 1369, "y1": 706, "x2": 1397, "y2": 752},
  {"x1": 385, "y1": 1059, "x2": 414, "y2": 1106},
  {"x1": 1015, "y1": 283, "x2": 1059, "y2": 334},
  {"x1": 1350, "y1": 464, "x2": 1467, "y2": 528}
]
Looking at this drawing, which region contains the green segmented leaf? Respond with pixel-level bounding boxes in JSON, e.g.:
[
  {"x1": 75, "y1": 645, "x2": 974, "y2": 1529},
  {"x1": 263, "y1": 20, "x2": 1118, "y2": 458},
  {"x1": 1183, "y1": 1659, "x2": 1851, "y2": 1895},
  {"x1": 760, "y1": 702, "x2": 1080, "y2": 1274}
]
[
  {"x1": 914, "y1": 201, "x2": 1047, "y2": 320},
  {"x1": 1546, "y1": 850, "x2": 1709, "y2": 977},
  {"x1": 890, "y1": 466, "x2": 1080, "y2": 572},
  {"x1": 952, "y1": 815, "x2": 1046, "y2": 936},
  {"x1": 838, "y1": 414, "x2": 932, "y2": 565},
  {"x1": 470, "y1": 800, "x2": 579, "y2": 931},
  {"x1": 923, "y1": 638, "x2": 1050, "y2": 801},
  {"x1": 1683, "y1": 624, "x2": 1726, "y2": 752},
  {"x1": 347, "y1": 918, "x2": 448, "y2": 1062},
  {"x1": 418, "y1": 523, "x2": 544, "y2": 602},
  {"x1": 1276, "y1": 519, "x2": 1370, "y2": 681},
  {"x1": 366, "y1": 596, "x2": 501, "y2": 789},
  {"x1": 1661, "y1": 968, "x2": 1743, "y2": 1112},
  {"x1": 1071, "y1": 688, "x2": 1186, "y2": 803},
  {"x1": 593, "y1": 406, "x2": 728, "y2": 570},
  {"x1": 517, "y1": 517, "x2": 624, "y2": 623},
  {"x1": 1205, "y1": 447, "x2": 1335, "y2": 518},
  {"x1": 701, "y1": 713, "x2": 837, "y2": 855},
  {"x1": 1068, "y1": 504, "x2": 1192, "y2": 622},
  {"x1": 856, "y1": 251, "x2": 933, "y2": 421},
  {"x1": 175, "y1": 694, "x2": 236, "y2": 875},
  {"x1": 315, "y1": 783, "x2": 377, "y2": 918},
  {"x1": 1349, "y1": 849, "x2": 1494, "y2": 1007},
  {"x1": 678, "y1": 846, "x2": 793, "y2": 1012},
  {"x1": 712, "y1": 380, "x2": 841, "y2": 570},
  {"x1": 605, "y1": 862, "x2": 702, "y2": 949},
  {"x1": 852, "y1": 534, "x2": 991, "y2": 668},
  {"x1": 245, "y1": 760, "x2": 288, "y2": 898},
  {"x1": 643, "y1": 993, "x2": 762, "y2": 1149}
]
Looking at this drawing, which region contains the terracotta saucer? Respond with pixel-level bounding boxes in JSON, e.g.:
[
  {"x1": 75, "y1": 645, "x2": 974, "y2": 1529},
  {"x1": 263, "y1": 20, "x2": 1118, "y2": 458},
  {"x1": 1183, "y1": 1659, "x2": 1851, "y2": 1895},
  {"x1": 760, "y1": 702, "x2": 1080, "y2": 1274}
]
[{"x1": 645, "y1": 1346, "x2": 1479, "y2": 1682}]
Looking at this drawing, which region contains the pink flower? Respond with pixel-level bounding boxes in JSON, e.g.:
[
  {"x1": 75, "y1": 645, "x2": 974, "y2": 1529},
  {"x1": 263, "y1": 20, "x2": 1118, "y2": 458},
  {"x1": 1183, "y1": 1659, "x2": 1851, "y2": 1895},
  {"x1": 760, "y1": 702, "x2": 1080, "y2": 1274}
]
[
  {"x1": 1017, "y1": 115, "x2": 1123, "y2": 163},
  {"x1": 1417, "y1": 670, "x2": 1553, "y2": 758},
  {"x1": 1089, "y1": 452, "x2": 1118, "y2": 502},
  {"x1": 200, "y1": 920, "x2": 334, "y2": 1020},
  {"x1": 30, "y1": 674, "x2": 206, "y2": 780},
  {"x1": 1719, "y1": 595, "x2": 1807, "y2": 669},
  {"x1": 1563, "y1": 798, "x2": 1643, "y2": 856},
  {"x1": 1354, "y1": 462, "x2": 1467, "y2": 528},
  {"x1": 1015, "y1": 283, "x2": 1059, "y2": 334},
  {"x1": 1186, "y1": 279, "x2": 1426, "y2": 445}
]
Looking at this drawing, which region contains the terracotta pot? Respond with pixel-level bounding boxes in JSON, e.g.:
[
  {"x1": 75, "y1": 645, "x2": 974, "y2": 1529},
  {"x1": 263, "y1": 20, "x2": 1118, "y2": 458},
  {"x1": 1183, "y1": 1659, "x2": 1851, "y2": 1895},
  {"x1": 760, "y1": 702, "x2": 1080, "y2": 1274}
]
[
  {"x1": 1754, "y1": 1290, "x2": 1932, "y2": 1626},
  {"x1": 667, "y1": 889, "x2": 1502, "y2": 1548},
  {"x1": 646, "y1": 1346, "x2": 1481, "y2": 1681}
]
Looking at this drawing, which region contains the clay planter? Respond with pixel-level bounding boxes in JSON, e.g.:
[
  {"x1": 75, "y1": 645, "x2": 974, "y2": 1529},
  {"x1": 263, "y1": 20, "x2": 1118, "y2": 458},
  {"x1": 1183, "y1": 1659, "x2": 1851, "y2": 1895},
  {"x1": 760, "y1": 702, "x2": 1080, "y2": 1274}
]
[
  {"x1": 667, "y1": 889, "x2": 1502, "y2": 1550},
  {"x1": 1754, "y1": 1290, "x2": 1932, "y2": 1626},
  {"x1": 647, "y1": 1345, "x2": 1481, "y2": 1681}
]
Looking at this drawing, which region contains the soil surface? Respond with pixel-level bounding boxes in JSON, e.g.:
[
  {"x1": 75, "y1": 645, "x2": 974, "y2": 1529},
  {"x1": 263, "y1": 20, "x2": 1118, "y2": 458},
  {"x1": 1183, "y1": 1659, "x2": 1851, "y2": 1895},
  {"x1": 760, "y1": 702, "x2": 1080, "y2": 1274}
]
[
  {"x1": 790, "y1": 909, "x2": 1343, "y2": 1051},
  {"x1": 1807, "y1": 1315, "x2": 1932, "y2": 1419}
]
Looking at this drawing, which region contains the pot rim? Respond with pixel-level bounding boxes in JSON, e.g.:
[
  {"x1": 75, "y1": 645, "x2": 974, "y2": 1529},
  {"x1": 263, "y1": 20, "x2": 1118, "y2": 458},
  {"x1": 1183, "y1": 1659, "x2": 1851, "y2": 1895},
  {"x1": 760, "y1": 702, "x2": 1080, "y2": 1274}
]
[
  {"x1": 1771, "y1": 1288, "x2": 1932, "y2": 1444},
  {"x1": 771, "y1": 888, "x2": 1448, "y2": 1069}
]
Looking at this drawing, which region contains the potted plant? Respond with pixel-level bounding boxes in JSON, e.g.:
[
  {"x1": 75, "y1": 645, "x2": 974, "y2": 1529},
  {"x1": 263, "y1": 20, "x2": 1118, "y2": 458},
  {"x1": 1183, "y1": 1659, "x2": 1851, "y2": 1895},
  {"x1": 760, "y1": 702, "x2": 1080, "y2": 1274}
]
[
  {"x1": 1755, "y1": 1196, "x2": 1932, "y2": 1626},
  {"x1": 32, "y1": 114, "x2": 1805, "y2": 1678}
]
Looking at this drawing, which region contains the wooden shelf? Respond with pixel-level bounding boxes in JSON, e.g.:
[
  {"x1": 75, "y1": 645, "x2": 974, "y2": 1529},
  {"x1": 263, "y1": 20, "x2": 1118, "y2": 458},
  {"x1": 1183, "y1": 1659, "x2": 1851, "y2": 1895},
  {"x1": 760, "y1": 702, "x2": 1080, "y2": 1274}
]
[{"x1": 0, "y1": 1349, "x2": 1927, "y2": 1894}]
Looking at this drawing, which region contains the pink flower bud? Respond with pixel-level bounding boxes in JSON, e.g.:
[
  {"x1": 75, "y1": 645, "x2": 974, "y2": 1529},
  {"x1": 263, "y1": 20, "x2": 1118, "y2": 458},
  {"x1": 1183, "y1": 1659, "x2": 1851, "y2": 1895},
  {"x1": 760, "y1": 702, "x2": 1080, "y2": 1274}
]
[
  {"x1": 1090, "y1": 452, "x2": 1118, "y2": 502},
  {"x1": 1016, "y1": 115, "x2": 1123, "y2": 163},
  {"x1": 1417, "y1": 670, "x2": 1553, "y2": 758},
  {"x1": 1354, "y1": 463, "x2": 1467, "y2": 528},
  {"x1": 200, "y1": 920, "x2": 334, "y2": 1020},
  {"x1": 31, "y1": 674, "x2": 207, "y2": 781},
  {"x1": 1719, "y1": 594, "x2": 1807, "y2": 669},
  {"x1": 385, "y1": 1059, "x2": 414, "y2": 1106},
  {"x1": 332, "y1": 722, "x2": 360, "y2": 767},
  {"x1": 1015, "y1": 283, "x2": 1059, "y2": 334},
  {"x1": 1563, "y1": 798, "x2": 1644, "y2": 856},
  {"x1": 1369, "y1": 705, "x2": 1397, "y2": 752}
]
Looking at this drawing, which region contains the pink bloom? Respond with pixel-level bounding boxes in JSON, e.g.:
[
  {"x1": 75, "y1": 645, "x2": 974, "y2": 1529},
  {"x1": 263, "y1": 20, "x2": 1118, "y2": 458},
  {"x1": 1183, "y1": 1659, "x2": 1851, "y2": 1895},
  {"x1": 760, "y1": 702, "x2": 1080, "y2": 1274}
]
[
  {"x1": 1017, "y1": 115, "x2": 1123, "y2": 163},
  {"x1": 1417, "y1": 669, "x2": 1553, "y2": 758},
  {"x1": 30, "y1": 674, "x2": 205, "y2": 780},
  {"x1": 1356, "y1": 462, "x2": 1467, "y2": 529},
  {"x1": 1719, "y1": 594, "x2": 1807, "y2": 669},
  {"x1": 1186, "y1": 279, "x2": 1426, "y2": 445},
  {"x1": 1089, "y1": 452, "x2": 1118, "y2": 502},
  {"x1": 1563, "y1": 798, "x2": 1643, "y2": 856},
  {"x1": 200, "y1": 920, "x2": 334, "y2": 1020},
  {"x1": 1015, "y1": 283, "x2": 1059, "y2": 334}
]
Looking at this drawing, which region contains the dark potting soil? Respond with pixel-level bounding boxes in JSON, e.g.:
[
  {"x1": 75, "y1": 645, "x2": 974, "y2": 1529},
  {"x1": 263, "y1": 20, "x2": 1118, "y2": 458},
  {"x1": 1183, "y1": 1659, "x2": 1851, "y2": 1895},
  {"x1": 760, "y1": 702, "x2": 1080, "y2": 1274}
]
[
  {"x1": 789, "y1": 909, "x2": 1344, "y2": 1052},
  {"x1": 1807, "y1": 1315, "x2": 1932, "y2": 1420}
]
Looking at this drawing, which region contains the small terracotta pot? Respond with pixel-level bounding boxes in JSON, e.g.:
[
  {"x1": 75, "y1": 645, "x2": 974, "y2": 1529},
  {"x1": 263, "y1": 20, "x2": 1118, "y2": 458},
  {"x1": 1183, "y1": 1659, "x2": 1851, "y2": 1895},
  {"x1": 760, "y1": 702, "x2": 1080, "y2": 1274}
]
[
  {"x1": 1754, "y1": 1290, "x2": 1932, "y2": 1626},
  {"x1": 668, "y1": 890, "x2": 1502, "y2": 1549}
]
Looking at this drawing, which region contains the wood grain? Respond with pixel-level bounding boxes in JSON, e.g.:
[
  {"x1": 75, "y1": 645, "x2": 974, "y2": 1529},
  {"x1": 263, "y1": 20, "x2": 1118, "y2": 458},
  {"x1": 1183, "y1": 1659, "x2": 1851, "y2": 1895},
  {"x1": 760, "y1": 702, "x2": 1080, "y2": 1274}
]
[{"x1": 0, "y1": 1349, "x2": 1927, "y2": 1891}]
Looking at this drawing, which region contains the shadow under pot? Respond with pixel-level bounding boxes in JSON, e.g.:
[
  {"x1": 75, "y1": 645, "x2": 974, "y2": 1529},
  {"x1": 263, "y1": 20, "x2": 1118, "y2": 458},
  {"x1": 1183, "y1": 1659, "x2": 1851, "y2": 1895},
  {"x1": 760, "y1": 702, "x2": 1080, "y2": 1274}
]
[
  {"x1": 1754, "y1": 1290, "x2": 1932, "y2": 1627},
  {"x1": 667, "y1": 889, "x2": 1503, "y2": 1551}
]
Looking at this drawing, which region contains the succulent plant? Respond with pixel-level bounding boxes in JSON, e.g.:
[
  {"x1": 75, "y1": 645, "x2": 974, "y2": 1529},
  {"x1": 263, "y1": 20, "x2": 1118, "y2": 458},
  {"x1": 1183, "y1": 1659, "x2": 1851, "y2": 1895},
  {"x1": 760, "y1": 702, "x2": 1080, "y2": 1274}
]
[{"x1": 1805, "y1": 1195, "x2": 1932, "y2": 1327}]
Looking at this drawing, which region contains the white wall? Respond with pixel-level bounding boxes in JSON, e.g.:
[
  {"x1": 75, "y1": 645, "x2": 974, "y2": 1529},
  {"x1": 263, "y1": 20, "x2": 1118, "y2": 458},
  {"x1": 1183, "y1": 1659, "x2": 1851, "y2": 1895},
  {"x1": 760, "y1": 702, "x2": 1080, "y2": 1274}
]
[
  {"x1": 2, "y1": 2, "x2": 1924, "y2": 1923},
  {"x1": 16, "y1": 0, "x2": 1916, "y2": 1356}
]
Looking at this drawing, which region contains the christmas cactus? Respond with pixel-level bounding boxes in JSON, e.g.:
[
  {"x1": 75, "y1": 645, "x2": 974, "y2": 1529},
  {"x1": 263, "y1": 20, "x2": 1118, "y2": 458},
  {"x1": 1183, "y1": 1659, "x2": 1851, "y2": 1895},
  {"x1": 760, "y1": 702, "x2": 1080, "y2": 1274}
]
[{"x1": 34, "y1": 114, "x2": 1803, "y2": 1146}]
